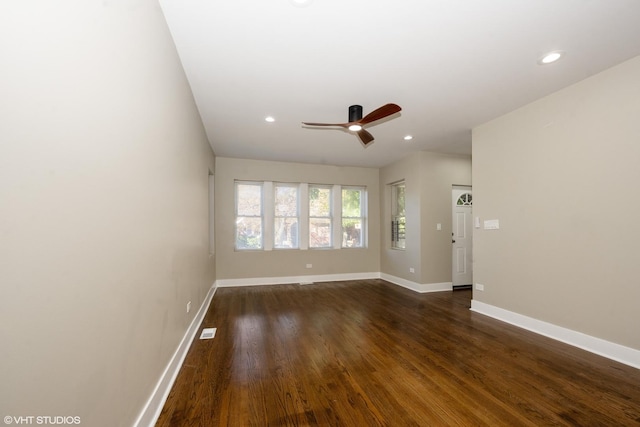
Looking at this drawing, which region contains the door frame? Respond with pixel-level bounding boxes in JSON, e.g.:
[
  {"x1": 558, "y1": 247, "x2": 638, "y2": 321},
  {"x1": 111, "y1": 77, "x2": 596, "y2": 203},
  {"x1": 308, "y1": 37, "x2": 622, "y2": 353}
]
[{"x1": 452, "y1": 185, "x2": 473, "y2": 288}]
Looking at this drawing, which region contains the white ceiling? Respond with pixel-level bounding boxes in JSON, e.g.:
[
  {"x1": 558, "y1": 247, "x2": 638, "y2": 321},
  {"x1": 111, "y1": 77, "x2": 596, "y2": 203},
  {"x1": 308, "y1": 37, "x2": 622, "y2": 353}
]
[{"x1": 159, "y1": 0, "x2": 640, "y2": 168}]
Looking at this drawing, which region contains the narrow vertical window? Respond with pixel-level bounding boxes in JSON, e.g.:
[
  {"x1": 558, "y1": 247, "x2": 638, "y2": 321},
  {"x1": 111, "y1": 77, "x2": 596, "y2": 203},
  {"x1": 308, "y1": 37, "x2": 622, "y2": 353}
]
[
  {"x1": 342, "y1": 187, "x2": 366, "y2": 248},
  {"x1": 391, "y1": 181, "x2": 406, "y2": 249},
  {"x1": 274, "y1": 183, "x2": 299, "y2": 249},
  {"x1": 309, "y1": 186, "x2": 332, "y2": 248},
  {"x1": 235, "y1": 181, "x2": 263, "y2": 250},
  {"x1": 208, "y1": 173, "x2": 215, "y2": 255}
]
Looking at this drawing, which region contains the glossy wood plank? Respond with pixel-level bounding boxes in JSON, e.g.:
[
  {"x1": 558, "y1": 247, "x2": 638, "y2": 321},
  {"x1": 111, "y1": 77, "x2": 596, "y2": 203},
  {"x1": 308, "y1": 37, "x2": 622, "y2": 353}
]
[{"x1": 157, "y1": 280, "x2": 640, "y2": 426}]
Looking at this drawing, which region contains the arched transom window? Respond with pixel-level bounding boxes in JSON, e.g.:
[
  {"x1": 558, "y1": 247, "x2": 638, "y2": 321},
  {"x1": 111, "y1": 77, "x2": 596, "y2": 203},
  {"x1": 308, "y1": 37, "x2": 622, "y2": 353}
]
[{"x1": 456, "y1": 193, "x2": 472, "y2": 206}]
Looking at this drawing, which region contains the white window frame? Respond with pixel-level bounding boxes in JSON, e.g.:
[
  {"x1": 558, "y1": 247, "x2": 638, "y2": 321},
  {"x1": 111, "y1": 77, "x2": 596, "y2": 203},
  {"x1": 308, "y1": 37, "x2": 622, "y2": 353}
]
[
  {"x1": 234, "y1": 181, "x2": 264, "y2": 251},
  {"x1": 208, "y1": 173, "x2": 215, "y2": 256},
  {"x1": 341, "y1": 186, "x2": 367, "y2": 248},
  {"x1": 233, "y1": 181, "x2": 368, "y2": 251},
  {"x1": 273, "y1": 182, "x2": 300, "y2": 249},
  {"x1": 308, "y1": 184, "x2": 333, "y2": 249},
  {"x1": 391, "y1": 181, "x2": 406, "y2": 250}
]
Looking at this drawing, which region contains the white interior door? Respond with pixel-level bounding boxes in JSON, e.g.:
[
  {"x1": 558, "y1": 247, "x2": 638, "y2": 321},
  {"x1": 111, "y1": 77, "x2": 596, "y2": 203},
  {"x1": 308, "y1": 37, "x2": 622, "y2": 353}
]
[{"x1": 452, "y1": 187, "x2": 472, "y2": 286}]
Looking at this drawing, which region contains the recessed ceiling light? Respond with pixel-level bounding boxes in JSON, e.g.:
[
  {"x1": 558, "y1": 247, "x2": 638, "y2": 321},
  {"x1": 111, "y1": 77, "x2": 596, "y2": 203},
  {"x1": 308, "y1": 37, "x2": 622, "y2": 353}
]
[
  {"x1": 290, "y1": 0, "x2": 313, "y2": 7},
  {"x1": 265, "y1": 116, "x2": 275, "y2": 123},
  {"x1": 404, "y1": 135, "x2": 413, "y2": 141},
  {"x1": 538, "y1": 50, "x2": 564, "y2": 65}
]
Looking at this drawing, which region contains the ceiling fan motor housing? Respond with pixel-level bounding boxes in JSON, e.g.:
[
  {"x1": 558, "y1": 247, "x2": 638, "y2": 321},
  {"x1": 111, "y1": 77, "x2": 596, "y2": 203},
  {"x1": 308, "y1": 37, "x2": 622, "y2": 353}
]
[{"x1": 349, "y1": 105, "x2": 363, "y2": 122}]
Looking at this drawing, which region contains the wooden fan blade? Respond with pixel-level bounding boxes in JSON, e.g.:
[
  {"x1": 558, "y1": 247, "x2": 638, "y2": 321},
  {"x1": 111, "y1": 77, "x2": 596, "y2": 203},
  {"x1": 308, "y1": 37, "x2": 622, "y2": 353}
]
[
  {"x1": 359, "y1": 103, "x2": 402, "y2": 125},
  {"x1": 302, "y1": 122, "x2": 349, "y2": 128},
  {"x1": 356, "y1": 129, "x2": 375, "y2": 145}
]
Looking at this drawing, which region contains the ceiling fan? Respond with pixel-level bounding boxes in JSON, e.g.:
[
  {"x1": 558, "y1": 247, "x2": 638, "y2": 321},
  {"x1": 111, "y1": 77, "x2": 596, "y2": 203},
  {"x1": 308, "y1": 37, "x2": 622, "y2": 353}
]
[{"x1": 302, "y1": 103, "x2": 402, "y2": 146}]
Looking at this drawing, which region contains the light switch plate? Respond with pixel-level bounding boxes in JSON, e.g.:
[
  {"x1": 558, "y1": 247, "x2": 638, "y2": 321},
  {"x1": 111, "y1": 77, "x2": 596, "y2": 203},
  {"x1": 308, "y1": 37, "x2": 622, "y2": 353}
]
[{"x1": 484, "y1": 219, "x2": 500, "y2": 230}]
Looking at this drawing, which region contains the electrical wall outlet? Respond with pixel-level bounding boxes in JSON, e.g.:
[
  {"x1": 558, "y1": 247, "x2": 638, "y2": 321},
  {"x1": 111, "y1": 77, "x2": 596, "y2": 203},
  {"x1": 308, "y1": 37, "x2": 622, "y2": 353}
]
[
  {"x1": 475, "y1": 283, "x2": 484, "y2": 291},
  {"x1": 306, "y1": 263, "x2": 312, "y2": 269},
  {"x1": 409, "y1": 267, "x2": 415, "y2": 273}
]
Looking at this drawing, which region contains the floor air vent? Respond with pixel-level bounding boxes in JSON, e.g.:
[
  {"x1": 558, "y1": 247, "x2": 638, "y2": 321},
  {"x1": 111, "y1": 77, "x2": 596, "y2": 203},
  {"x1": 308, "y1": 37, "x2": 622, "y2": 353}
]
[{"x1": 199, "y1": 328, "x2": 216, "y2": 340}]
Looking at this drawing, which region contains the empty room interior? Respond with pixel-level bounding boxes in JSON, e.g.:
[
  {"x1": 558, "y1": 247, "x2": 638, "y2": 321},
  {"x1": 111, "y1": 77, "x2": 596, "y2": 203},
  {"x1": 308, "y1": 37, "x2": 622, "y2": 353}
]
[{"x1": 2, "y1": 1, "x2": 640, "y2": 426}]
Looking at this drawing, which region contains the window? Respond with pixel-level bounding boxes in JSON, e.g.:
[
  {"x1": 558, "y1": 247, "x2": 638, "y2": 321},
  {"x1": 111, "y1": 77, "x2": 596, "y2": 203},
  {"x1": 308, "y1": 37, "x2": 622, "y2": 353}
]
[
  {"x1": 274, "y1": 183, "x2": 299, "y2": 249},
  {"x1": 456, "y1": 193, "x2": 472, "y2": 206},
  {"x1": 208, "y1": 173, "x2": 215, "y2": 255},
  {"x1": 235, "y1": 182, "x2": 263, "y2": 250},
  {"x1": 342, "y1": 187, "x2": 365, "y2": 248},
  {"x1": 309, "y1": 186, "x2": 332, "y2": 248},
  {"x1": 391, "y1": 181, "x2": 405, "y2": 249},
  {"x1": 234, "y1": 181, "x2": 367, "y2": 251}
]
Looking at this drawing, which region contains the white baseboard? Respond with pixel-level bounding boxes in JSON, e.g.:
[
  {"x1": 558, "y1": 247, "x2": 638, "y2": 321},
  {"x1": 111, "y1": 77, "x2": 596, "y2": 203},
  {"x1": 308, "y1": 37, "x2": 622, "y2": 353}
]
[
  {"x1": 217, "y1": 272, "x2": 453, "y2": 293},
  {"x1": 134, "y1": 282, "x2": 218, "y2": 427},
  {"x1": 380, "y1": 273, "x2": 452, "y2": 293},
  {"x1": 470, "y1": 299, "x2": 640, "y2": 370},
  {"x1": 216, "y1": 272, "x2": 380, "y2": 287}
]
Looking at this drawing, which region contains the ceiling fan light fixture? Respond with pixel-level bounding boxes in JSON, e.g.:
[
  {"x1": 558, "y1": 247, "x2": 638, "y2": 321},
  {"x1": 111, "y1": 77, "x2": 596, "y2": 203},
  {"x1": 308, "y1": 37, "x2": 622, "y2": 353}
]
[
  {"x1": 404, "y1": 135, "x2": 413, "y2": 141},
  {"x1": 538, "y1": 50, "x2": 564, "y2": 65},
  {"x1": 265, "y1": 116, "x2": 275, "y2": 123},
  {"x1": 349, "y1": 124, "x2": 363, "y2": 131}
]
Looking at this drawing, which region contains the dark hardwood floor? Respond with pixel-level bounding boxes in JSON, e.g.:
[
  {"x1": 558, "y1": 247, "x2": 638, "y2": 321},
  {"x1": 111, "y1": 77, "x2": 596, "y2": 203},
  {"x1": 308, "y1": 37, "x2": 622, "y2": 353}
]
[{"x1": 157, "y1": 279, "x2": 640, "y2": 426}]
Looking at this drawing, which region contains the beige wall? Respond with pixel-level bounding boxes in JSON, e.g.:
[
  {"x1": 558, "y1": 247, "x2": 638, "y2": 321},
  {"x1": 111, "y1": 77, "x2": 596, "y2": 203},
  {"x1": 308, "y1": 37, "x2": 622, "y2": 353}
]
[
  {"x1": 472, "y1": 55, "x2": 640, "y2": 350},
  {"x1": 215, "y1": 157, "x2": 380, "y2": 280},
  {"x1": 380, "y1": 152, "x2": 472, "y2": 284},
  {"x1": 380, "y1": 154, "x2": 422, "y2": 280},
  {"x1": 419, "y1": 152, "x2": 473, "y2": 284},
  {"x1": 0, "y1": 2, "x2": 215, "y2": 426}
]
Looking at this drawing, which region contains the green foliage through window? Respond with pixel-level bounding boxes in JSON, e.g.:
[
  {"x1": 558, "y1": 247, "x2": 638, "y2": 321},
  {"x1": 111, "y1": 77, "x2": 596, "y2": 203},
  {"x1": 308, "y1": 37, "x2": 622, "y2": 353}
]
[
  {"x1": 342, "y1": 188, "x2": 364, "y2": 248},
  {"x1": 235, "y1": 181, "x2": 367, "y2": 251},
  {"x1": 391, "y1": 182, "x2": 406, "y2": 249}
]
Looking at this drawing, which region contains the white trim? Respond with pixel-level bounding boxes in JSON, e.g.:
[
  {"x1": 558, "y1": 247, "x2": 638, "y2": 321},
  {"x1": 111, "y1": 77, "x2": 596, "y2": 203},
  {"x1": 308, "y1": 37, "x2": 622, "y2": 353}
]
[
  {"x1": 470, "y1": 299, "x2": 640, "y2": 370},
  {"x1": 217, "y1": 272, "x2": 380, "y2": 287},
  {"x1": 218, "y1": 272, "x2": 453, "y2": 293},
  {"x1": 308, "y1": 184, "x2": 334, "y2": 249},
  {"x1": 263, "y1": 181, "x2": 274, "y2": 251},
  {"x1": 208, "y1": 174, "x2": 215, "y2": 256},
  {"x1": 299, "y1": 183, "x2": 309, "y2": 250},
  {"x1": 133, "y1": 282, "x2": 218, "y2": 427},
  {"x1": 332, "y1": 184, "x2": 342, "y2": 249},
  {"x1": 381, "y1": 273, "x2": 452, "y2": 293},
  {"x1": 362, "y1": 189, "x2": 368, "y2": 248}
]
